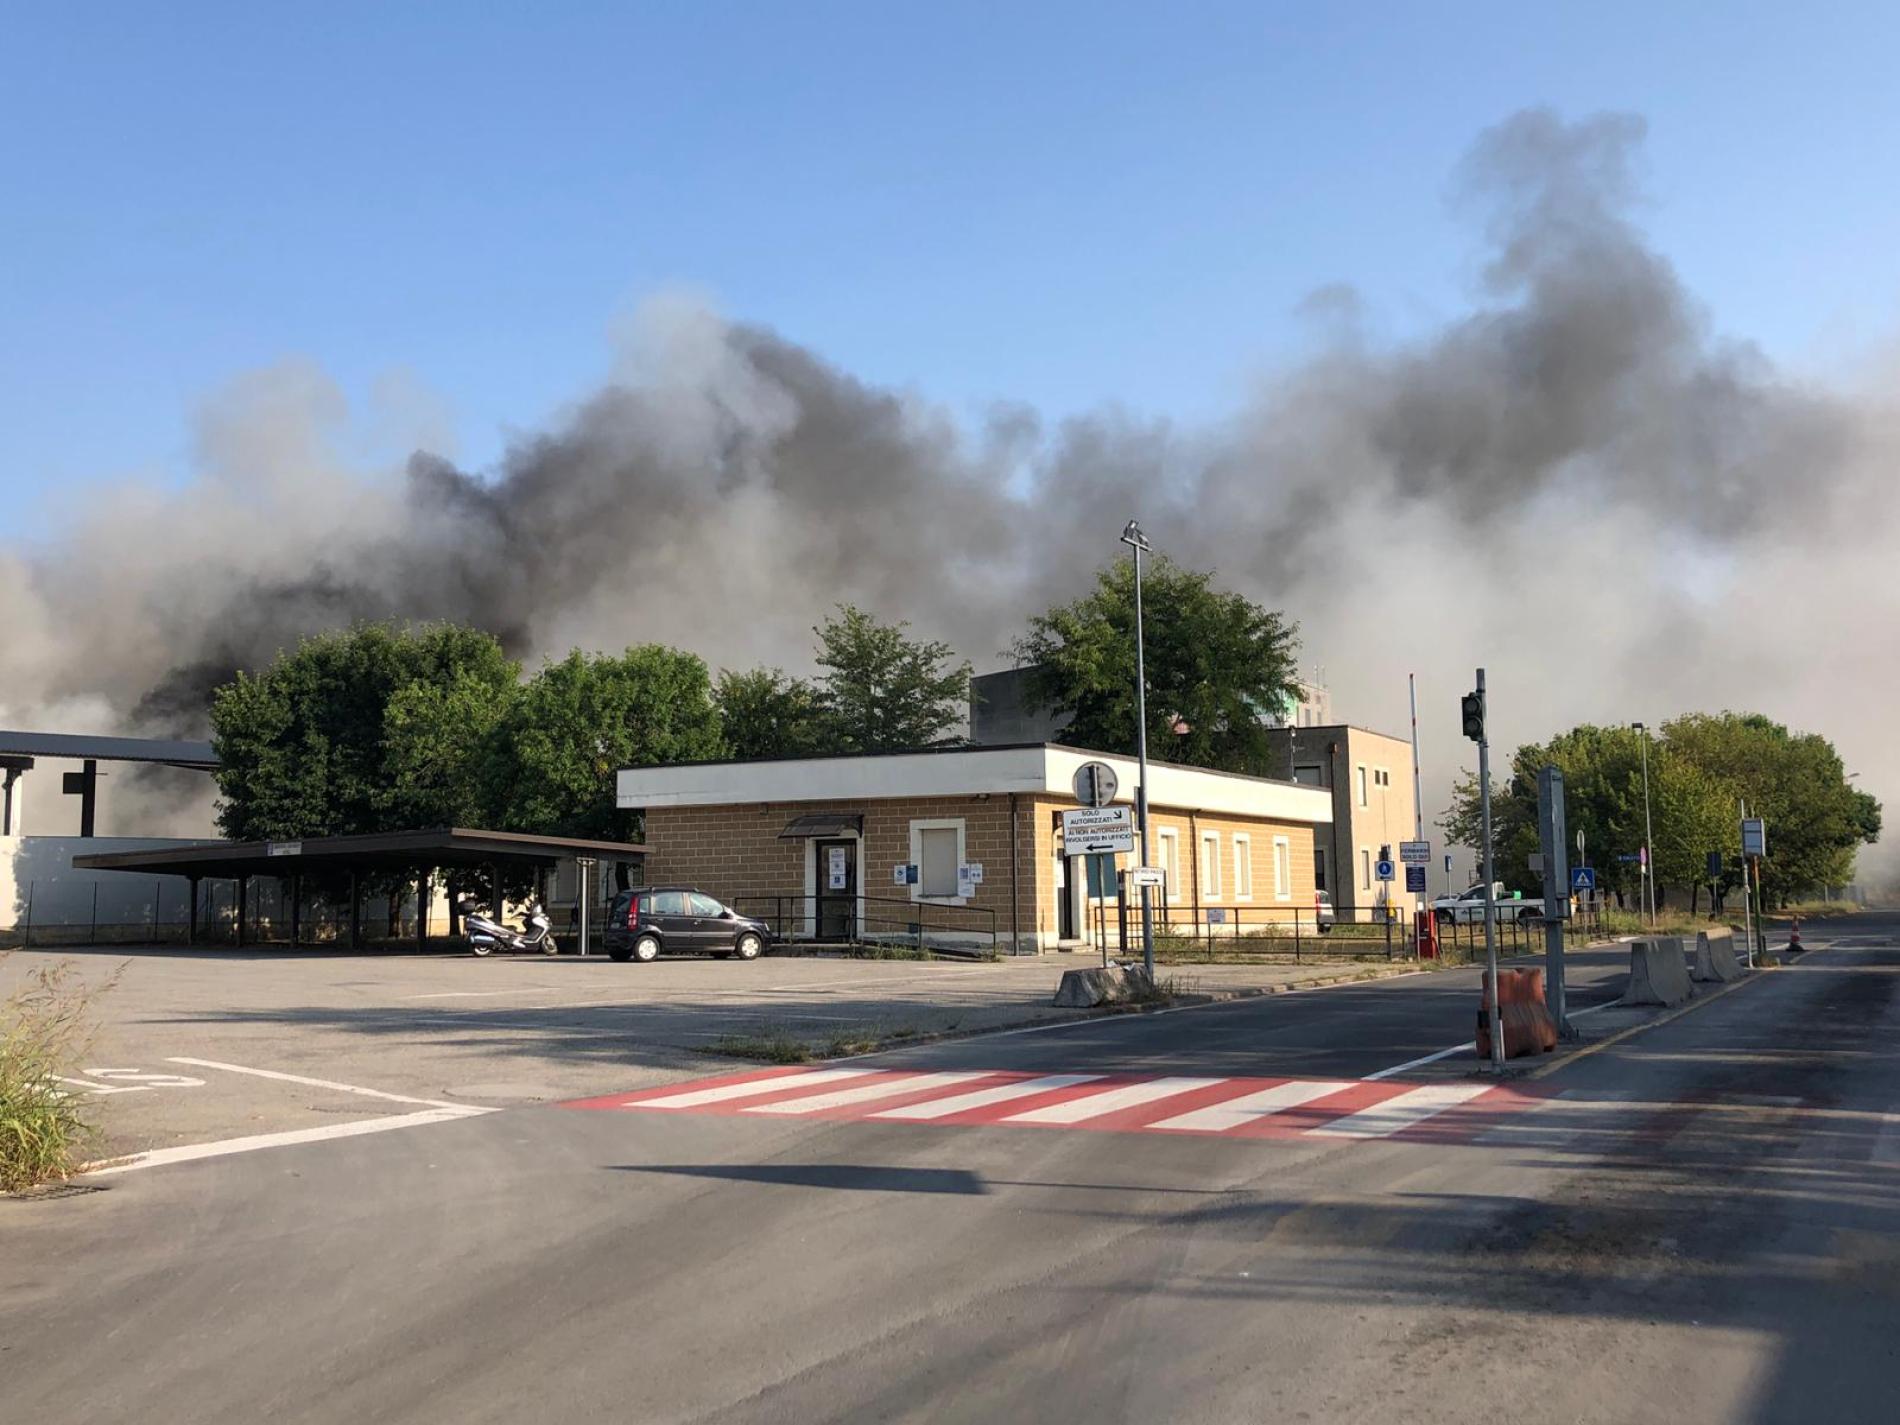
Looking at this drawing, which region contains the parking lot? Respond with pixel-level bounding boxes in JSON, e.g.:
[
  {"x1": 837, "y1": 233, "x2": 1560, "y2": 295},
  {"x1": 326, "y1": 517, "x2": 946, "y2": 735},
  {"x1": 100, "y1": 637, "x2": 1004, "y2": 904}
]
[{"x1": 3, "y1": 944, "x2": 1432, "y2": 1170}]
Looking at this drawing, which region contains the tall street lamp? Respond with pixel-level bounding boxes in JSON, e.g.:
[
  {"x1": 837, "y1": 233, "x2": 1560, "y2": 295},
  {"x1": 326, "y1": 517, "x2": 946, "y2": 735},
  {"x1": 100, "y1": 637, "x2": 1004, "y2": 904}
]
[
  {"x1": 1632, "y1": 722, "x2": 1655, "y2": 928},
  {"x1": 1121, "y1": 518, "x2": 1156, "y2": 980}
]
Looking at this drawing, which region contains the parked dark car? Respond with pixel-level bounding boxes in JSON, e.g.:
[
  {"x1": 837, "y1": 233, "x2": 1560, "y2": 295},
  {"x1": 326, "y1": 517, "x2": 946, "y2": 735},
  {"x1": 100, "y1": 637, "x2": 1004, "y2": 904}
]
[{"x1": 603, "y1": 887, "x2": 771, "y2": 963}]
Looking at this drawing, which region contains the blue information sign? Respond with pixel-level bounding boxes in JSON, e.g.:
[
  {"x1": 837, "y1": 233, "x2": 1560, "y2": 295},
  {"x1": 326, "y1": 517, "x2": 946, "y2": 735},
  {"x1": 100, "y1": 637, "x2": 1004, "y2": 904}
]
[
  {"x1": 1570, "y1": 867, "x2": 1597, "y2": 890},
  {"x1": 1404, "y1": 865, "x2": 1427, "y2": 893},
  {"x1": 1375, "y1": 858, "x2": 1396, "y2": 882}
]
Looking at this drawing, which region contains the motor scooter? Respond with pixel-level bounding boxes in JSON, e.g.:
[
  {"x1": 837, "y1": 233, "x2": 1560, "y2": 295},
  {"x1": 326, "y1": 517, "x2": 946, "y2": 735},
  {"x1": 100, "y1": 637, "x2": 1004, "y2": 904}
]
[{"x1": 454, "y1": 893, "x2": 558, "y2": 956}]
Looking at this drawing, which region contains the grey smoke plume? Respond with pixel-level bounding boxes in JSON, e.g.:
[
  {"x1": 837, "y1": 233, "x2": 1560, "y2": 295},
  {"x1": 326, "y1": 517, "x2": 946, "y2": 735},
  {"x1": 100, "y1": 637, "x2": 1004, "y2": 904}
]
[{"x1": 2, "y1": 108, "x2": 1893, "y2": 876}]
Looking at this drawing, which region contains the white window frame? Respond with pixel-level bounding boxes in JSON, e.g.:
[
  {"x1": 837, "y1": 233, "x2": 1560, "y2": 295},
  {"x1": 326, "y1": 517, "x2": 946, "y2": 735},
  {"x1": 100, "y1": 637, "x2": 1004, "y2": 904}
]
[
  {"x1": 1232, "y1": 833, "x2": 1253, "y2": 902},
  {"x1": 1360, "y1": 847, "x2": 1372, "y2": 892},
  {"x1": 1356, "y1": 765, "x2": 1369, "y2": 807},
  {"x1": 1155, "y1": 827, "x2": 1179, "y2": 899},
  {"x1": 909, "y1": 818, "x2": 968, "y2": 905},
  {"x1": 1274, "y1": 836, "x2": 1292, "y2": 901},
  {"x1": 1200, "y1": 830, "x2": 1222, "y2": 901}
]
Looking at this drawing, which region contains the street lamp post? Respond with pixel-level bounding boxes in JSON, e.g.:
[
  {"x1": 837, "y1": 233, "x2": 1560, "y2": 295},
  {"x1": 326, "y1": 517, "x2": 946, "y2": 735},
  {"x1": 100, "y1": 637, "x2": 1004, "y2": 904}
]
[
  {"x1": 1121, "y1": 519, "x2": 1156, "y2": 980},
  {"x1": 1633, "y1": 722, "x2": 1655, "y2": 928}
]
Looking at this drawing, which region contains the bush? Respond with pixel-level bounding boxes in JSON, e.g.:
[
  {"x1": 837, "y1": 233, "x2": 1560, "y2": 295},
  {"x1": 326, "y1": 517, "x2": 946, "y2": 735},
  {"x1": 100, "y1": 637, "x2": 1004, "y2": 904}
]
[{"x1": 1, "y1": 958, "x2": 111, "y2": 1192}]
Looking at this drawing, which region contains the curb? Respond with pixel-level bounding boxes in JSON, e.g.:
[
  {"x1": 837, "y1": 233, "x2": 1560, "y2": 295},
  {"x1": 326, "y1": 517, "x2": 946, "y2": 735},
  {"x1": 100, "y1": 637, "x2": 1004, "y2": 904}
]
[{"x1": 1522, "y1": 940, "x2": 1817, "y2": 1081}]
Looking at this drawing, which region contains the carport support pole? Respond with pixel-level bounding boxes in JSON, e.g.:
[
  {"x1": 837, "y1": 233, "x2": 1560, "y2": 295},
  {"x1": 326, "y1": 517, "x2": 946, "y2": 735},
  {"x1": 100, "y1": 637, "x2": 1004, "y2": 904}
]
[
  {"x1": 187, "y1": 876, "x2": 200, "y2": 946},
  {"x1": 289, "y1": 875, "x2": 301, "y2": 948},
  {"x1": 348, "y1": 871, "x2": 361, "y2": 950},
  {"x1": 416, "y1": 870, "x2": 430, "y2": 952},
  {"x1": 236, "y1": 876, "x2": 248, "y2": 948}
]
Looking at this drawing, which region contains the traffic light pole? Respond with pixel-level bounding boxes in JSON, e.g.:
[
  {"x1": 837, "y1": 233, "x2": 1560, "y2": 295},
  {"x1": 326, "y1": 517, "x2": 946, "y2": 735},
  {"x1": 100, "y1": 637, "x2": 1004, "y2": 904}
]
[{"x1": 1475, "y1": 669, "x2": 1505, "y2": 1071}]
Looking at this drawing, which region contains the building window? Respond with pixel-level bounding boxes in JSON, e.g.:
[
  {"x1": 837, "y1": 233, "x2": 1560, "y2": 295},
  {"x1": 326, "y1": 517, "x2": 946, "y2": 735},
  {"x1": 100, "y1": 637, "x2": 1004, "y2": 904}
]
[
  {"x1": 1292, "y1": 763, "x2": 1324, "y2": 786},
  {"x1": 1156, "y1": 828, "x2": 1179, "y2": 897},
  {"x1": 1232, "y1": 833, "x2": 1252, "y2": 901},
  {"x1": 1200, "y1": 831, "x2": 1221, "y2": 900},
  {"x1": 1374, "y1": 768, "x2": 1391, "y2": 789},
  {"x1": 1314, "y1": 847, "x2": 1328, "y2": 892},
  {"x1": 1360, "y1": 847, "x2": 1372, "y2": 892},
  {"x1": 911, "y1": 819, "x2": 966, "y2": 902},
  {"x1": 1356, "y1": 766, "x2": 1368, "y2": 807},
  {"x1": 1273, "y1": 837, "x2": 1292, "y2": 901}
]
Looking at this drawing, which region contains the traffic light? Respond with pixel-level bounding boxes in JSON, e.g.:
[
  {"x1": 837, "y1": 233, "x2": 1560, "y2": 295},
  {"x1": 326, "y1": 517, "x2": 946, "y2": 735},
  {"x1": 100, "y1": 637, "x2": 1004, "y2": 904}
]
[{"x1": 1460, "y1": 690, "x2": 1485, "y2": 743}]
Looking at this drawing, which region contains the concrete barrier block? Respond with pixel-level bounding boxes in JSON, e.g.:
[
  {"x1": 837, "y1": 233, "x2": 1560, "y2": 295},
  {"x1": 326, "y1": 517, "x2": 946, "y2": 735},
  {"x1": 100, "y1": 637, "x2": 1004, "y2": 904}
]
[
  {"x1": 1621, "y1": 936, "x2": 1694, "y2": 1006},
  {"x1": 1052, "y1": 965, "x2": 1153, "y2": 1007},
  {"x1": 1691, "y1": 929, "x2": 1744, "y2": 983}
]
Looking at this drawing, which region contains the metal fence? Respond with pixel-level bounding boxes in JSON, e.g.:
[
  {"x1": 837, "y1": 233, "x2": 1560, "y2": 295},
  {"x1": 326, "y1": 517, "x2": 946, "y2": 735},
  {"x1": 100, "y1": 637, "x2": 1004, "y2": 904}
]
[
  {"x1": 1, "y1": 877, "x2": 434, "y2": 950},
  {"x1": 1080, "y1": 893, "x2": 1608, "y2": 965},
  {"x1": 730, "y1": 892, "x2": 1001, "y2": 956}
]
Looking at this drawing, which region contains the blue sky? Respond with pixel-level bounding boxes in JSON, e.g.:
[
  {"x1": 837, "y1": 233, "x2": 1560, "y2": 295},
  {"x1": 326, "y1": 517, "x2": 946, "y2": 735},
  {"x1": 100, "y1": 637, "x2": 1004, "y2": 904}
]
[{"x1": 6, "y1": 1, "x2": 1900, "y2": 534}]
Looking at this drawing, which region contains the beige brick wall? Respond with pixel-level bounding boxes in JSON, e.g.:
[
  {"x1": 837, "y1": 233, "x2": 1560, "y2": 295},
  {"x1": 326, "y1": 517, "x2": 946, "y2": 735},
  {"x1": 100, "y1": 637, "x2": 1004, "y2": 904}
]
[
  {"x1": 641, "y1": 794, "x2": 1324, "y2": 952},
  {"x1": 642, "y1": 795, "x2": 1039, "y2": 950},
  {"x1": 1023, "y1": 797, "x2": 1320, "y2": 945}
]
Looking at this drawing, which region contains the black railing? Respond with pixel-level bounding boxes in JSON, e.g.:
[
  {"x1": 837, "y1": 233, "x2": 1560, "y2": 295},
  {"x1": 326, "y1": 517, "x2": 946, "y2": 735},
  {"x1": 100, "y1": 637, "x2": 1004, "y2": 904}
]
[
  {"x1": 730, "y1": 892, "x2": 1001, "y2": 956},
  {"x1": 1081, "y1": 891, "x2": 1601, "y2": 965}
]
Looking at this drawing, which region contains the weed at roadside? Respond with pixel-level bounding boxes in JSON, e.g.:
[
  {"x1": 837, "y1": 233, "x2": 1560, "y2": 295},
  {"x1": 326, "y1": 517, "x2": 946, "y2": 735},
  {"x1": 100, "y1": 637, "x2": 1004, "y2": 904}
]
[{"x1": 1, "y1": 956, "x2": 116, "y2": 1192}]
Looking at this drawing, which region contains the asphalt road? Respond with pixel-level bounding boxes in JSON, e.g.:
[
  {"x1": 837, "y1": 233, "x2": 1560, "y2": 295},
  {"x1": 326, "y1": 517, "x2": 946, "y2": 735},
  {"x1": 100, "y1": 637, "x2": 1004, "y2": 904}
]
[{"x1": 7, "y1": 917, "x2": 1895, "y2": 1424}]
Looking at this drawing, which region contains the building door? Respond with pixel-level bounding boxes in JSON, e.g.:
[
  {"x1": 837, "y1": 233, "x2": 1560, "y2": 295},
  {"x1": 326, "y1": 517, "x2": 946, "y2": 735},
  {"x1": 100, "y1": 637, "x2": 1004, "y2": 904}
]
[{"x1": 815, "y1": 839, "x2": 857, "y2": 940}]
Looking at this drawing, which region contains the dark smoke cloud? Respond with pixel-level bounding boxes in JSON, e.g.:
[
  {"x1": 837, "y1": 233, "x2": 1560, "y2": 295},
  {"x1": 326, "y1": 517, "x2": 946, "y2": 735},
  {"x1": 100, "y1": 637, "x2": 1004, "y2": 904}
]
[{"x1": 3, "y1": 108, "x2": 1893, "y2": 877}]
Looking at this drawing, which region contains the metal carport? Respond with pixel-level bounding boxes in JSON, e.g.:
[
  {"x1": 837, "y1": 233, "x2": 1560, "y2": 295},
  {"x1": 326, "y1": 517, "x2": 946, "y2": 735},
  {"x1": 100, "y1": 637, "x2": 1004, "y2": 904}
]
[{"x1": 73, "y1": 828, "x2": 647, "y2": 950}]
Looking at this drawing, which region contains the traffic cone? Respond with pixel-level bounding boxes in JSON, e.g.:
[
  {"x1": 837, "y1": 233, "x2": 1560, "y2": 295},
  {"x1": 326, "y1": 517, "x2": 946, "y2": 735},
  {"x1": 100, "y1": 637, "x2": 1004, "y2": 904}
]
[{"x1": 1787, "y1": 917, "x2": 1804, "y2": 954}]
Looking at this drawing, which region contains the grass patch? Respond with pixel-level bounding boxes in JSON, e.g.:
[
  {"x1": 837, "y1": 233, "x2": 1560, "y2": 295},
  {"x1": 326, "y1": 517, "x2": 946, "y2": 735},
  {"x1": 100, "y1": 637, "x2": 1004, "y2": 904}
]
[
  {"x1": 705, "y1": 1029, "x2": 812, "y2": 1064},
  {"x1": 2, "y1": 957, "x2": 114, "y2": 1193}
]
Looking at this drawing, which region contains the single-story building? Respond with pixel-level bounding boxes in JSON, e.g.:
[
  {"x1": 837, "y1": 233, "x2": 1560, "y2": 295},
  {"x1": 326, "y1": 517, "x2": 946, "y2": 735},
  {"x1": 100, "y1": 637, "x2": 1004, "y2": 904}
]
[{"x1": 616, "y1": 744, "x2": 1333, "y2": 954}]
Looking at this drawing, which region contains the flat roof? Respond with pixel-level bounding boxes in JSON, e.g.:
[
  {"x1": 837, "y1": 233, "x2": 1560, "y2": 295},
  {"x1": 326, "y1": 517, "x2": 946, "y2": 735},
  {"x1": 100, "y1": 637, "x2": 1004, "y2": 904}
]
[
  {"x1": 618, "y1": 743, "x2": 1333, "y2": 825},
  {"x1": 0, "y1": 729, "x2": 218, "y2": 770},
  {"x1": 74, "y1": 827, "x2": 647, "y2": 879}
]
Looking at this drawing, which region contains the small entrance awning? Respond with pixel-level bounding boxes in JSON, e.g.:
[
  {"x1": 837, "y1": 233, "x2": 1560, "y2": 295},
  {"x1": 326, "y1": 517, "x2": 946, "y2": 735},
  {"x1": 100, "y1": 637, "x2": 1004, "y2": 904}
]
[{"x1": 778, "y1": 813, "x2": 863, "y2": 840}]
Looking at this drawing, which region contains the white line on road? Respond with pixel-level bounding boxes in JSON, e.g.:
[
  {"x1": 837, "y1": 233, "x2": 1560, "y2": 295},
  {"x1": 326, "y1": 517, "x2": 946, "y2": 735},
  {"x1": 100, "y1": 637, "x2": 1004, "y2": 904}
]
[
  {"x1": 1004, "y1": 1077, "x2": 1225, "y2": 1125},
  {"x1": 1307, "y1": 1083, "x2": 1496, "y2": 1138},
  {"x1": 86, "y1": 1108, "x2": 489, "y2": 1177},
  {"x1": 1150, "y1": 1079, "x2": 1357, "y2": 1133},
  {"x1": 1363, "y1": 999, "x2": 1621, "y2": 1080},
  {"x1": 872, "y1": 1074, "x2": 1104, "y2": 1121},
  {"x1": 629, "y1": 1068, "x2": 876, "y2": 1110},
  {"x1": 165, "y1": 1057, "x2": 486, "y2": 1115},
  {"x1": 745, "y1": 1071, "x2": 992, "y2": 1116}
]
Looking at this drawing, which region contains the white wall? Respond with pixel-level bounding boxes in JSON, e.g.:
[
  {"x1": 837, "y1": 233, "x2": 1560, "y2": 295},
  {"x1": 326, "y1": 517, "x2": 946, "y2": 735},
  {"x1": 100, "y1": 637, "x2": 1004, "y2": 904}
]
[{"x1": 0, "y1": 835, "x2": 210, "y2": 936}]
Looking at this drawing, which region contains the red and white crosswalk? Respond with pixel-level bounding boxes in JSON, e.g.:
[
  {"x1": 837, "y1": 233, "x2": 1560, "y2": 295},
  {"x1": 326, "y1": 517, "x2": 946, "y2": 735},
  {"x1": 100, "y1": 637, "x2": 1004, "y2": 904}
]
[{"x1": 564, "y1": 1066, "x2": 1544, "y2": 1143}]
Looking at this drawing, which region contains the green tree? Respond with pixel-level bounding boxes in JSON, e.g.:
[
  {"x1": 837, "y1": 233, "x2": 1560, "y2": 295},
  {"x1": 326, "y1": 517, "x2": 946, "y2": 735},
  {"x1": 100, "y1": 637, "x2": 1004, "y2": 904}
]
[
  {"x1": 714, "y1": 668, "x2": 830, "y2": 760},
  {"x1": 1015, "y1": 556, "x2": 1301, "y2": 774},
  {"x1": 1664, "y1": 712, "x2": 1881, "y2": 904},
  {"x1": 211, "y1": 623, "x2": 517, "y2": 840},
  {"x1": 488, "y1": 645, "x2": 725, "y2": 838},
  {"x1": 813, "y1": 606, "x2": 971, "y2": 754}
]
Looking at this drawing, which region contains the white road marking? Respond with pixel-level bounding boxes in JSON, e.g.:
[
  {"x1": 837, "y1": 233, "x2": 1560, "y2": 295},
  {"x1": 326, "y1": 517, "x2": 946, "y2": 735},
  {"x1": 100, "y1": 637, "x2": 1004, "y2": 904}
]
[
  {"x1": 1004, "y1": 1077, "x2": 1226, "y2": 1125},
  {"x1": 871, "y1": 1074, "x2": 1105, "y2": 1120},
  {"x1": 1364, "y1": 999, "x2": 1621, "y2": 1080},
  {"x1": 629, "y1": 1068, "x2": 876, "y2": 1110},
  {"x1": 86, "y1": 1108, "x2": 489, "y2": 1177},
  {"x1": 165, "y1": 1057, "x2": 479, "y2": 1114},
  {"x1": 1307, "y1": 1082, "x2": 1495, "y2": 1138},
  {"x1": 1150, "y1": 1079, "x2": 1356, "y2": 1133},
  {"x1": 745, "y1": 1072, "x2": 992, "y2": 1116},
  {"x1": 53, "y1": 1075, "x2": 152, "y2": 1096}
]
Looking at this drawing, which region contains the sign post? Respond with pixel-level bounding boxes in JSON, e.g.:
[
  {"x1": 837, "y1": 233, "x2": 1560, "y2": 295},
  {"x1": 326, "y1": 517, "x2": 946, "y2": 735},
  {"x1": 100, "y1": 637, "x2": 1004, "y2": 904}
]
[{"x1": 1536, "y1": 764, "x2": 1571, "y2": 1037}]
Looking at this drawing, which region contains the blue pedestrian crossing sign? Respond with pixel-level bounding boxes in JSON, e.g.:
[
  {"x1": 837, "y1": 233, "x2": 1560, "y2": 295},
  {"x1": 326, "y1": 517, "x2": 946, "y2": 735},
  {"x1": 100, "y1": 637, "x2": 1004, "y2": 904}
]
[{"x1": 1570, "y1": 867, "x2": 1597, "y2": 891}]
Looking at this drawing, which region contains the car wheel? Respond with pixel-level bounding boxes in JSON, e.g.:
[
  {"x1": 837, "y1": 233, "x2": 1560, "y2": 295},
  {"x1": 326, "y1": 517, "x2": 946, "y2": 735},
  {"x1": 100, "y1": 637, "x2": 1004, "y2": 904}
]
[
  {"x1": 734, "y1": 932, "x2": 763, "y2": 962},
  {"x1": 633, "y1": 934, "x2": 662, "y2": 964}
]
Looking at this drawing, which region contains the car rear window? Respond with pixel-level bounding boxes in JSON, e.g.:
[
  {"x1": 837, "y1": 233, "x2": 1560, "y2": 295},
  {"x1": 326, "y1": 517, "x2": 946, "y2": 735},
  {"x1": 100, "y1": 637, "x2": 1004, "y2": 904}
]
[{"x1": 650, "y1": 890, "x2": 690, "y2": 915}]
